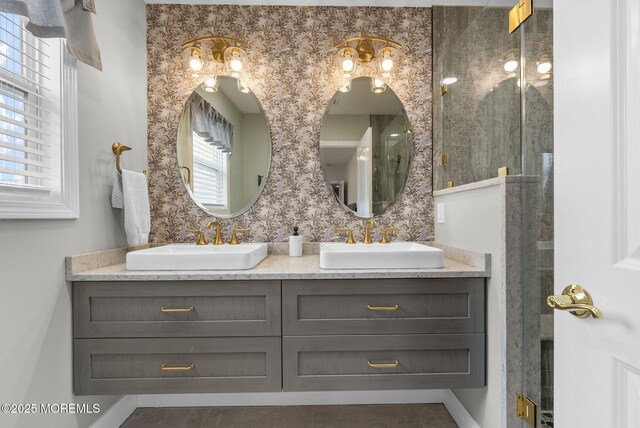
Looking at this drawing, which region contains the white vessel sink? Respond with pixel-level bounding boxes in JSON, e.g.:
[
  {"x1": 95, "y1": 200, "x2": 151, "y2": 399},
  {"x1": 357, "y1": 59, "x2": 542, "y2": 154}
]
[
  {"x1": 319, "y1": 242, "x2": 444, "y2": 269},
  {"x1": 126, "y1": 243, "x2": 268, "y2": 271}
]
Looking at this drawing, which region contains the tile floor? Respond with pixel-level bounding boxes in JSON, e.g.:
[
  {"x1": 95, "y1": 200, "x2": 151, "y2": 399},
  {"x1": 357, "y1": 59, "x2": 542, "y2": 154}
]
[{"x1": 120, "y1": 404, "x2": 459, "y2": 428}]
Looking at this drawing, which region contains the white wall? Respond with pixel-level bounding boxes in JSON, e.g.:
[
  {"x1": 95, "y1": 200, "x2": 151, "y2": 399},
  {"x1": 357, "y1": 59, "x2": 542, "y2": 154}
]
[
  {"x1": 435, "y1": 182, "x2": 504, "y2": 428},
  {"x1": 435, "y1": 176, "x2": 537, "y2": 428},
  {"x1": 241, "y1": 114, "x2": 270, "y2": 207},
  {"x1": 320, "y1": 114, "x2": 370, "y2": 141},
  {"x1": 0, "y1": 1, "x2": 147, "y2": 427}
]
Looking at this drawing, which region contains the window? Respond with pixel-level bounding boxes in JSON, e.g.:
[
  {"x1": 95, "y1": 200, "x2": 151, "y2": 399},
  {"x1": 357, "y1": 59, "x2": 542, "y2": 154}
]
[
  {"x1": 0, "y1": 12, "x2": 78, "y2": 219},
  {"x1": 192, "y1": 131, "x2": 228, "y2": 209}
]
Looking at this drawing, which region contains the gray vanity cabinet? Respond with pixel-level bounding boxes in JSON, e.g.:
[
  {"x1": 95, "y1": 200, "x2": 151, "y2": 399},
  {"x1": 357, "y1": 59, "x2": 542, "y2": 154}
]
[
  {"x1": 73, "y1": 281, "x2": 282, "y2": 395},
  {"x1": 73, "y1": 276, "x2": 485, "y2": 395},
  {"x1": 282, "y1": 278, "x2": 485, "y2": 391}
]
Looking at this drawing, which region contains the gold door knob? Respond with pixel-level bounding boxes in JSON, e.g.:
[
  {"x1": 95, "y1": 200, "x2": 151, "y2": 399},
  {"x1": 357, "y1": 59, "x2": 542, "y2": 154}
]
[{"x1": 547, "y1": 284, "x2": 603, "y2": 319}]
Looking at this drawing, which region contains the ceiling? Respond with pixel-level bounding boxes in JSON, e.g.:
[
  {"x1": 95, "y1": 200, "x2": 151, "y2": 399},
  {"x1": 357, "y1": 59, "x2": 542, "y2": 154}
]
[{"x1": 327, "y1": 77, "x2": 404, "y2": 116}]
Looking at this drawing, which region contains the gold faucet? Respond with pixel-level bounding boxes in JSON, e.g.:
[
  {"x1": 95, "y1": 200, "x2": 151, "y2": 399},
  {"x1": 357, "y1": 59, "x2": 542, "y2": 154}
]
[
  {"x1": 187, "y1": 228, "x2": 207, "y2": 245},
  {"x1": 380, "y1": 227, "x2": 399, "y2": 244},
  {"x1": 206, "y1": 221, "x2": 225, "y2": 245},
  {"x1": 229, "y1": 228, "x2": 250, "y2": 245},
  {"x1": 363, "y1": 220, "x2": 375, "y2": 244}
]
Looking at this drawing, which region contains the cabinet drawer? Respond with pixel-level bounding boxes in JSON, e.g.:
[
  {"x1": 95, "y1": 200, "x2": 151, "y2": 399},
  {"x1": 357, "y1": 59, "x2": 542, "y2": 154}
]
[
  {"x1": 74, "y1": 337, "x2": 281, "y2": 395},
  {"x1": 73, "y1": 281, "x2": 281, "y2": 338},
  {"x1": 283, "y1": 334, "x2": 484, "y2": 391},
  {"x1": 282, "y1": 278, "x2": 484, "y2": 335}
]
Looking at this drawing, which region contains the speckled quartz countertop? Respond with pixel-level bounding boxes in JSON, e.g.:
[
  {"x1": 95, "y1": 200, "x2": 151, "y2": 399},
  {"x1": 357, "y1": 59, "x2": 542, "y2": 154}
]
[{"x1": 66, "y1": 242, "x2": 490, "y2": 282}]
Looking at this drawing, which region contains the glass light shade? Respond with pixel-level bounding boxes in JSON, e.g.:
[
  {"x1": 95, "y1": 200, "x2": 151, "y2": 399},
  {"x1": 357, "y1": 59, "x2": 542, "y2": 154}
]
[
  {"x1": 339, "y1": 80, "x2": 351, "y2": 93},
  {"x1": 504, "y1": 60, "x2": 518, "y2": 72},
  {"x1": 536, "y1": 61, "x2": 552, "y2": 74},
  {"x1": 338, "y1": 47, "x2": 358, "y2": 76},
  {"x1": 188, "y1": 47, "x2": 203, "y2": 71},
  {"x1": 237, "y1": 80, "x2": 251, "y2": 93},
  {"x1": 224, "y1": 47, "x2": 248, "y2": 74},
  {"x1": 202, "y1": 77, "x2": 219, "y2": 93},
  {"x1": 441, "y1": 77, "x2": 458, "y2": 85},
  {"x1": 378, "y1": 47, "x2": 396, "y2": 78},
  {"x1": 370, "y1": 77, "x2": 387, "y2": 94}
]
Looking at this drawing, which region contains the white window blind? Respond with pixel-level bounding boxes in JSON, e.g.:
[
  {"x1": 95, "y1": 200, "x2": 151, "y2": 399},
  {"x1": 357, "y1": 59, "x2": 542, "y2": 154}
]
[
  {"x1": 0, "y1": 12, "x2": 58, "y2": 193},
  {"x1": 0, "y1": 12, "x2": 78, "y2": 219},
  {"x1": 192, "y1": 131, "x2": 228, "y2": 208}
]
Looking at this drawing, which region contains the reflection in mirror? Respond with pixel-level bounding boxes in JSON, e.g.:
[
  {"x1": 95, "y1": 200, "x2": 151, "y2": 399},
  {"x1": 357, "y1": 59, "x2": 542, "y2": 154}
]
[
  {"x1": 320, "y1": 77, "x2": 412, "y2": 218},
  {"x1": 177, "y1": 76, "x2": 271, "y2": 217}
]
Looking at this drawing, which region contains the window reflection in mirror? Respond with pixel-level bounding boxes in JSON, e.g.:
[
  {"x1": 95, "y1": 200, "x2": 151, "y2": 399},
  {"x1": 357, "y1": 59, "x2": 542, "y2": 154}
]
[
  {"x1": 320, "y1": 77, "x2": 412, "y2": 217},
  {"x1": 177, "y1": 76, "x2": 271, "y2": 217}
]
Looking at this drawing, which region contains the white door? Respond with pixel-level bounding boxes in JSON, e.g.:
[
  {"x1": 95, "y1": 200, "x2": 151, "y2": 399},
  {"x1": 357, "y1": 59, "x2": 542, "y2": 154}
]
[
  {"x1": 554, "y1": 0, "x2": 640, "y2": 426},
  {"x1": 357, "y1": 127, "x2": 373, "y2": 217}
]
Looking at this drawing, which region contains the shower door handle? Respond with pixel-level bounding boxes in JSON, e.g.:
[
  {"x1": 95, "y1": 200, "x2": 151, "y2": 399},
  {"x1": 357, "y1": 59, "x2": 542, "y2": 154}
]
[{"x1": 547, "y1": 284, "x2": 603, "y2": 319}]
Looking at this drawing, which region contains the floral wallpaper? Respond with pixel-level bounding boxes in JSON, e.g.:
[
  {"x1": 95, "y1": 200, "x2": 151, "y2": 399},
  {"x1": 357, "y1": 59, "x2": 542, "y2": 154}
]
[{"x1": 146, "y1": 5, "x2": 433, "y2": 243}]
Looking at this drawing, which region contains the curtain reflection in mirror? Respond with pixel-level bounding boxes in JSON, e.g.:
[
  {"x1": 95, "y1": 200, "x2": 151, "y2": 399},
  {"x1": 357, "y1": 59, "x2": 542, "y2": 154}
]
[{"x1": 178, "y1": 93, "x2": 233, "y2": 210}]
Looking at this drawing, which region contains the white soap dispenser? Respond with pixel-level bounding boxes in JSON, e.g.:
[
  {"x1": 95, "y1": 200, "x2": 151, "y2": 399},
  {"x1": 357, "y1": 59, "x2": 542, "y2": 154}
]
[{"x1": 289, "y1": 226, "x2": 303, "y2": 257}]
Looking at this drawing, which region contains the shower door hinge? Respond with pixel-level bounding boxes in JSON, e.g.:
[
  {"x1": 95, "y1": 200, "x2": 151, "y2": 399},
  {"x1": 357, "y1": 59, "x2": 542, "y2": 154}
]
[
  {"x1": 509, "y1": 0, "x2": 533, "y2": 33},
  {"x1": 517, "y1": 394, "x2": 537, "y2": 427}
]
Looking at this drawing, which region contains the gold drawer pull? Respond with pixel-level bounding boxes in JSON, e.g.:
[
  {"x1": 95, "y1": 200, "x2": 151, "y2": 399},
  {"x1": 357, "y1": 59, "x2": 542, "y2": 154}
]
[
  {"x1": 161, "y1": 363, "x2": 195, "y2": 372},
  {"x1": 367, "y1": 360, "x2": 399, "y2": 369},
  {"x1": 160, "y1": 306, "x2": 194, "y2": 313},
  {"x1": 367, "y1": 304, "x2": 399, "y2": 311}
]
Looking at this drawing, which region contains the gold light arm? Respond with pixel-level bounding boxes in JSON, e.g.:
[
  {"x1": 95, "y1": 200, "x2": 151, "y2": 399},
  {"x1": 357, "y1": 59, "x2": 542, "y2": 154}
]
[
  {"x1": 334, "y1": 37, "x2": 402, "y2": 49},
  {"x1": 160, "y1": 306, "x2": 195, "y2": 313},
  {"x1": 367, "y1": 360, "x2": 399, "y2": 369},
  {"x1": 160, "y1": 363, "x2": 195, "y2": 372},
  {"x1": 181, "y1": 36, "x2": 250, "y2": 50}
]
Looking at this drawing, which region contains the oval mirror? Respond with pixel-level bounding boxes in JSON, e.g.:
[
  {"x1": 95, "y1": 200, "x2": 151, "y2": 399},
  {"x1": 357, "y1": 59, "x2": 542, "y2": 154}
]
[
  {"x1": 320, "y1": 76, "x2": 412, "y2": 217},
  {"x1": 177, "y1": 76, "x2": 271, "y2": 217}
]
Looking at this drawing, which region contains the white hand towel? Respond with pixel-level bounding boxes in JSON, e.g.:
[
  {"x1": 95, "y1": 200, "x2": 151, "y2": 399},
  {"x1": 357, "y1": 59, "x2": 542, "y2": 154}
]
[
  {"x1": 112, "y1": 169, "x2": 150, "y2": 246},
  {"x1": 111, "y1": 173, "x2": 124, "y2": 208}
]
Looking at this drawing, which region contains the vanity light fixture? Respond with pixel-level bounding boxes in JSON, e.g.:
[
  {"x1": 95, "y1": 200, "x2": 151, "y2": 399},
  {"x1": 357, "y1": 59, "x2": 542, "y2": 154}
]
[
  {"x1": 503, "y1": 48, "x2": 519, "y2": 73},
  {"x1": 334, "y1": 36, "x2": 402, "y2": 94},
  {"x1": 237, "y1": 81, "x2": 251, "y2": 94},
  {"x1": 188, "y1": 47, "x2": 203, "y2": 72},
  {"x1": 338, "y1": 80, "x2": 352, "y2": 93},
  {"x1": 370, "y1": 78, "x2": 387, "y2": 94},
  {"x1": 536, "y1": 53, "x2": 552, "y2": 74},
  {"x1": 504, "y1": 59, "x2": 518, "y2": 72},
  {"x1": 181, "y1": 36, "x2": 250, "y2": 77},
  {"x1": 202, "y1": 77, "x2": 219, "y2": 92}
]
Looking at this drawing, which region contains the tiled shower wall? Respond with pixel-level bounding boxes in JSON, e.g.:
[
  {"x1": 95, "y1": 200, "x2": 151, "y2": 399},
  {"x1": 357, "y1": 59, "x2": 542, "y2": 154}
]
[
  {"x1": 146, "y1": 5, "x2": 433, "y2": 243},
  {"x1": 432, "y1": 7, "x2": 553, "y2": 191}
]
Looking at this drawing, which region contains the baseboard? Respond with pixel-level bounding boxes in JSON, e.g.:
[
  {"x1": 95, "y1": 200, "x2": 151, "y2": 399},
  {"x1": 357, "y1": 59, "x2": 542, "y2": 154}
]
[
  {"x1": 443, "y1": 390, "x2": 481, "y2": 428},
  {"x1": 138, "y1": 389, "x2": 446, "y2": 408},
  {"x1": 89, "y1": 395, "x2": 138, "y2": 428}
]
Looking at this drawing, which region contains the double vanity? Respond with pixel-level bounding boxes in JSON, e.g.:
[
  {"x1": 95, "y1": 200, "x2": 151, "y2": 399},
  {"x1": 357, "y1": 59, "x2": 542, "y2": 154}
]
[{"x1": 67, "y1": 242, "x2": 489, "y2": 396}]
